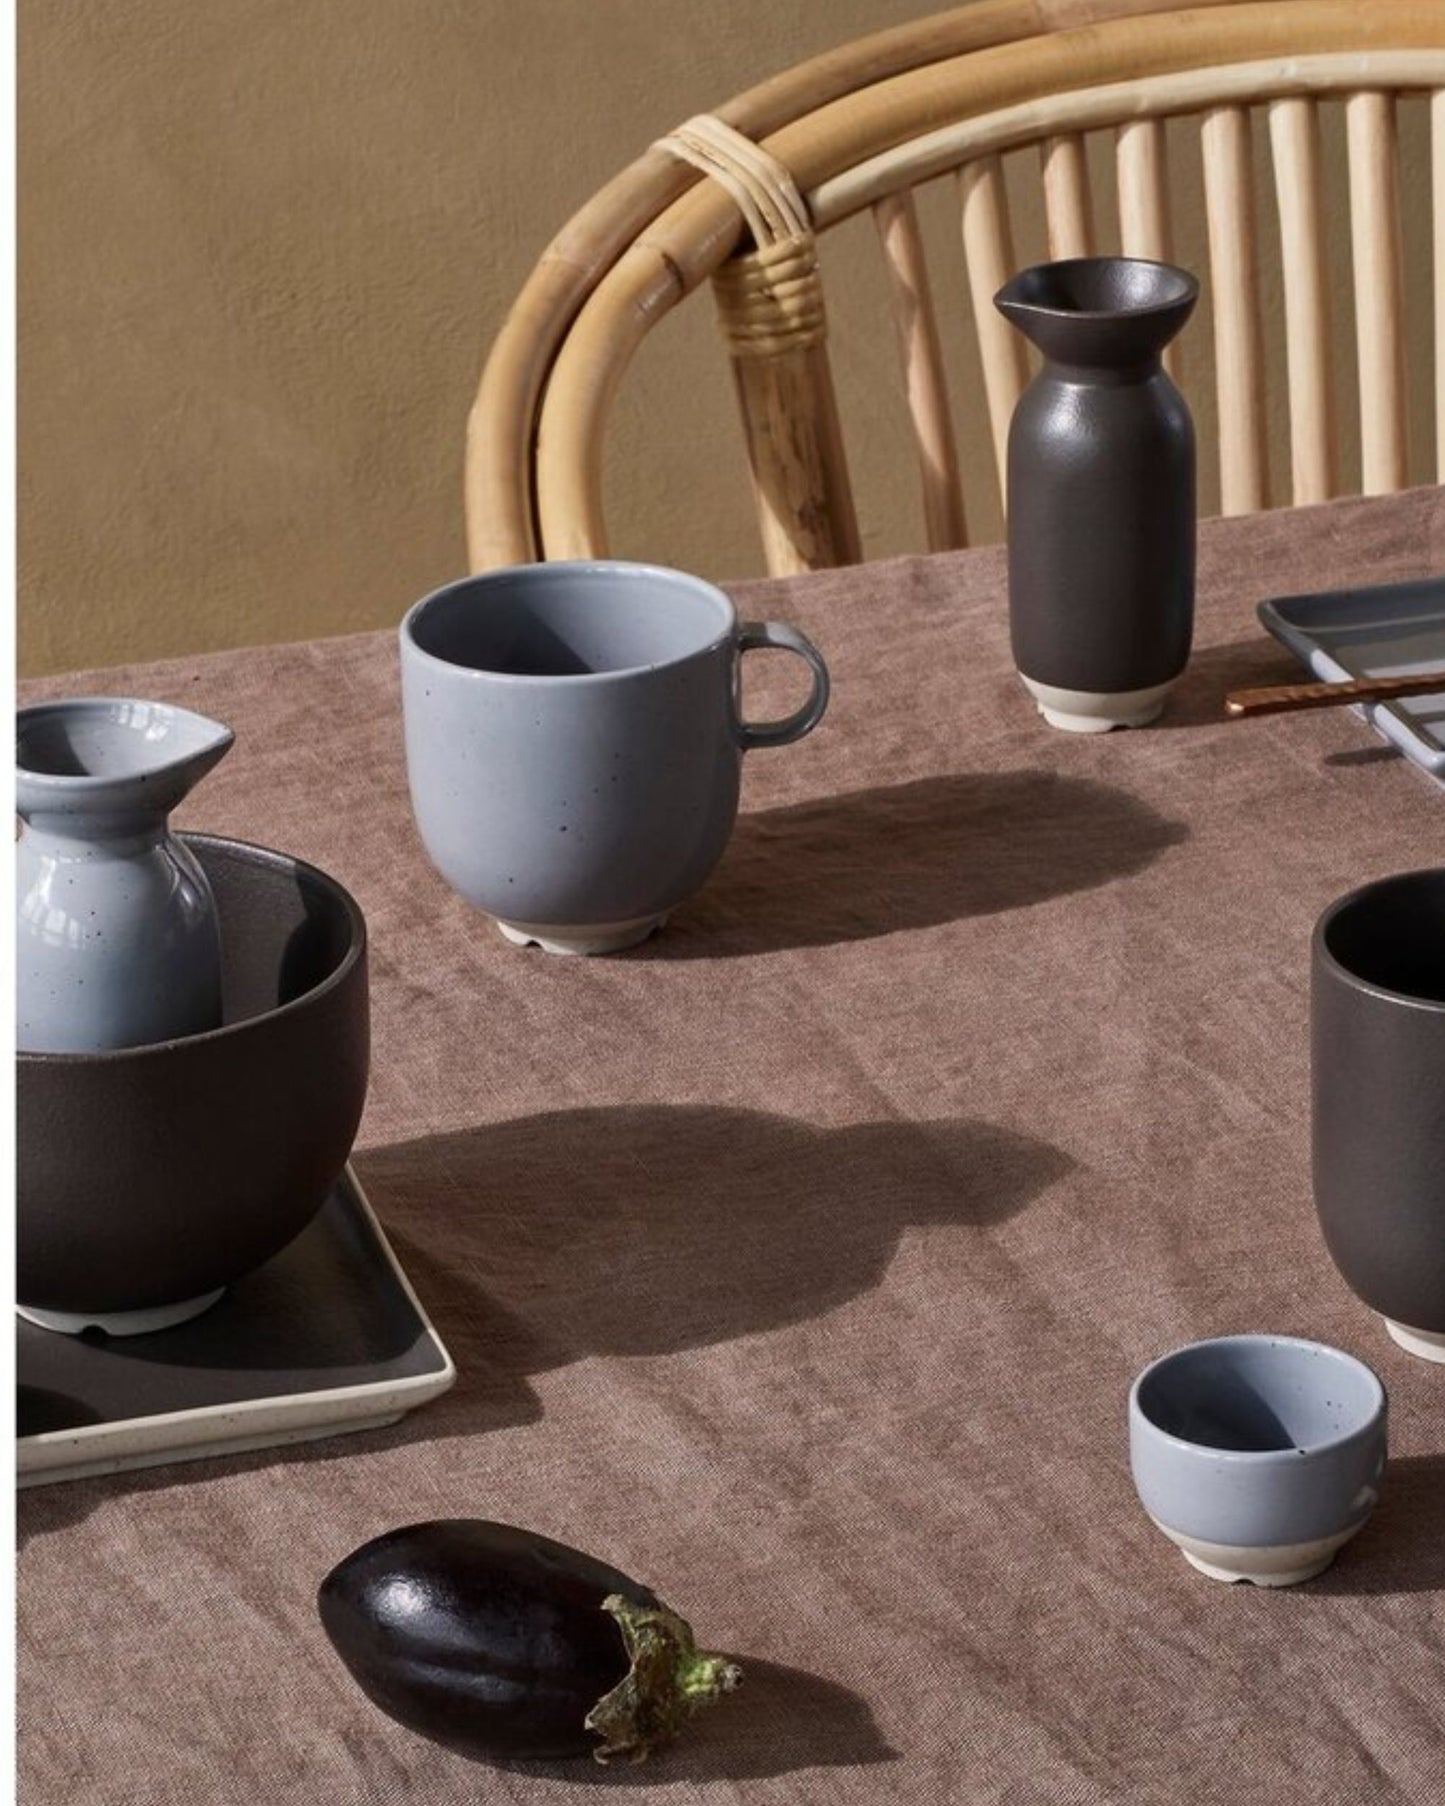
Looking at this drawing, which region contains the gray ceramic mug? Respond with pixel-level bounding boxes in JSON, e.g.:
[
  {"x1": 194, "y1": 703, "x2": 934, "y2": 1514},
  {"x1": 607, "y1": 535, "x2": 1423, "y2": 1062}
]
[
  {"x1": 1312, "y1": 868, "x2": 1445, "y2": 1363},
  {"x1": 399, "y1": 561, "x2": 830, "y2": 953}
]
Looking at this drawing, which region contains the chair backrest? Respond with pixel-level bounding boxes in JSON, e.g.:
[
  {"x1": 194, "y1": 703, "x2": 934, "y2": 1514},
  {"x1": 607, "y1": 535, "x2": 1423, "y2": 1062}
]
[{"x1": 468, "y1": 0, "x2": 1445, "y2": 578}]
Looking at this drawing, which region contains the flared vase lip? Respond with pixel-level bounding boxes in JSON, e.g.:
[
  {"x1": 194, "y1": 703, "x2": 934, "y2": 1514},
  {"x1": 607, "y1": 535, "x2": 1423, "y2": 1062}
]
[
  {"x1": 994, "y1": 255, "x2": 1200, "y2": 322},
  {"x1": 16, "y1": 695, "x2": 235, "y2": 803}
]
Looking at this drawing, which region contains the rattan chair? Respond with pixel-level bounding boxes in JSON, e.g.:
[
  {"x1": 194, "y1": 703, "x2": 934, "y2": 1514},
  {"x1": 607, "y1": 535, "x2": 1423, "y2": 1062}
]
[{"x1": 468, "y1": 0, "x2": 1445, "y2": 577}]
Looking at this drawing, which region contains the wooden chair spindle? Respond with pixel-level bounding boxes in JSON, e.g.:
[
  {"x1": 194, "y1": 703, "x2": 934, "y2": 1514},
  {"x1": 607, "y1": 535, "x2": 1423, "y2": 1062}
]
[
  {"x1": 1115, "y1": 117, "x2": 1180, "y2": 380},
  {"x1": 958, "y1": 155, "x2": 1029, "y2": 506},
  {"x1": 1268, "y1": 96, "x2": 1336, "y2": 504},
  {"x1": 873, "y1": 189, "x2": 968, "y2": 552},
  {"x1": 1040, "y1": 132, "x2": 1096, "y2": 260},
  {"x1": 1201, "y1": 104, "x2": 1268, "y2": 514},
  {"x1": 1347, "y1": 90, "x2": 1409, "y2": 495}
]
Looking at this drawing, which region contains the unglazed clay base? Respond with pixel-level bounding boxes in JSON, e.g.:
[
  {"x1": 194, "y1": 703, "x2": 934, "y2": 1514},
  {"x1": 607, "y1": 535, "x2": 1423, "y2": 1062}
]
[
  {"x1": 1384, "y1": 1318, "x2": 1445, "y2": 1364},
  {"x1": 18, "y1": 1288, "x2": 226, "y2": 1338},
  {"x1": 496, "y1": 913, "x2": 667, "y2": 956},
  {"x1": 1019, "y1": 674, "x2": 1175, "y2": 734},
  {"x1": 1149, "y1": 1515, "x2": 1365, "y2": 1587}
]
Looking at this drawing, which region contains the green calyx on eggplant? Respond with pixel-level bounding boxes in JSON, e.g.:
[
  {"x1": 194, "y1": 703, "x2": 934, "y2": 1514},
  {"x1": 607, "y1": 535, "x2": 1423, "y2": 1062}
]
[{"x1": 318, "y1": 1519, "x2": 742, "y2": 1765}]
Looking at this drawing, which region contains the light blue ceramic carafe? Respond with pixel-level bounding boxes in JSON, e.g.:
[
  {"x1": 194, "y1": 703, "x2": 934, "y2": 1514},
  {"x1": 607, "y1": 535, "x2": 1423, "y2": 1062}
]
[{"x1": 16, "y1": 698, "x2": 234, "y2": 1053}]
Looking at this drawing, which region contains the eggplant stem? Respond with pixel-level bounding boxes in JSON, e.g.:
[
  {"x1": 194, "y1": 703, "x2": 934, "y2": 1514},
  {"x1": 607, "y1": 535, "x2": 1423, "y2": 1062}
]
[{"x1": 585, "y1": 1595, "x2": 742, "y2": 1764}]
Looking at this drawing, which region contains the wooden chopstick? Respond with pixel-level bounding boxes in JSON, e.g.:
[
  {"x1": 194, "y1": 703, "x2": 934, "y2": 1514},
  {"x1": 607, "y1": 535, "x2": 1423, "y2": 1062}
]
[{"x1": 1224, "y1": 670, "x2": 1445, "y2": 719}]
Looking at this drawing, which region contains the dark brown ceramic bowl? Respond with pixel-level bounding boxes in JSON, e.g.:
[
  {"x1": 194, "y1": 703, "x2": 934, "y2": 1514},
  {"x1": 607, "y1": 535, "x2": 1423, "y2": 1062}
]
[
  {"x1": 1312, "y1": 867, "x2": 1445, "y2": 1358},
  {"x1": 18, "y1": 834, "x2": 369, "y2": 1317}
]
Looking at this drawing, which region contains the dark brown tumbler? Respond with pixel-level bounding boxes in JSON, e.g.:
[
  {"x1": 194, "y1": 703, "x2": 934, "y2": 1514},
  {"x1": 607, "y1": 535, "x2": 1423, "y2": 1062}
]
[{"x1": 1312, "y1": 867, "x2": 1445, "y2": 1364}]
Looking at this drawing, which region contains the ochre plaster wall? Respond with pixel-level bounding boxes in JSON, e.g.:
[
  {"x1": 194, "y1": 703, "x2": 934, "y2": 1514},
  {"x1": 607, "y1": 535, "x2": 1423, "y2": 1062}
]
[{"x1": 18, "y1": 2, "x2": 1436, "y2": 675}]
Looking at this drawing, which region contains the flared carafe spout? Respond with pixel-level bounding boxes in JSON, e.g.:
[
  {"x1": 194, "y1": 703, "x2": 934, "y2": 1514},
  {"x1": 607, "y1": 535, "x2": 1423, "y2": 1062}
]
[
  {"x1": 16, "y1": 698, "x2": 234, "y2": 826},
  {"x1": 995, "y1": 257, "x2": 1198, "y2": 369}
]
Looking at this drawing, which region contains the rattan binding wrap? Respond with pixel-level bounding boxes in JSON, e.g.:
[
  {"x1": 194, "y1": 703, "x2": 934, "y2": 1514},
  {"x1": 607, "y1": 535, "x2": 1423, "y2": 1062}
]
[
  {"x1": 655, "y1": 115, "x2": 858, "y2": 570},
  {"x1": 656, "y1": 115, "x2": 828, "y2": 358}
]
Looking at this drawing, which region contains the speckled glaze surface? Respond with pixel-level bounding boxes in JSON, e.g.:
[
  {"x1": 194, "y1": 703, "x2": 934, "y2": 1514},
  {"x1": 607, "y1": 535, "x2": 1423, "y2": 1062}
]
[
  {"x1": 16, "y1": 698, "x2": 234, "y2": 1052},
  {"x1": 1129, "y1": 1336, "x2": 1387, "y2": 1584},
  {"x1": 1312, "y1": 868, "x2": 1445, "y2": 1346},
  {"x1": 17, "y1": 834, "x2": 369, "y2": 1319},
  {"x1": 400, "y1": 562, "x2": 828, "y2": 948},
  {"x1": 996, "y1": 259, "x2": 1197, "y2": 725}
]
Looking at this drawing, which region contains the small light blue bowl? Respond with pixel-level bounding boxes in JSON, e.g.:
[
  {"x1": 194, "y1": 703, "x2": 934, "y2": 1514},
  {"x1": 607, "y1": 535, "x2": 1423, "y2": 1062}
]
[{"x1": 1128, "y1": 1335, "x2": 1387, "y2": 1587}]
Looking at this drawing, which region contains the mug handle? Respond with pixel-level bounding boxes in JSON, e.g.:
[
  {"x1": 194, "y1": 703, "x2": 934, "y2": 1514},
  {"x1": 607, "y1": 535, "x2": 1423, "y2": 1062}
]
[{"x1": 735, "y1": 621, "x2": 831, "y2": 749}]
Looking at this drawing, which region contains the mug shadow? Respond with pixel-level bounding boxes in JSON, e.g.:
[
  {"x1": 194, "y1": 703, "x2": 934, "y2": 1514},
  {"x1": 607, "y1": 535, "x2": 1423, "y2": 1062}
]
[
  {"x1": 482, "y1": 1655, "x2": 897, "y2": 1786},
  {"x1": 1314, "y1": 1454, "x2": 1445, "y2": 1596},
  {"x1": 18, "y1": 1104, "x2": 1071, "y2": 1530},
  {"x1": 646, "y1": 771, "x2": 1185, "y2": 958}
]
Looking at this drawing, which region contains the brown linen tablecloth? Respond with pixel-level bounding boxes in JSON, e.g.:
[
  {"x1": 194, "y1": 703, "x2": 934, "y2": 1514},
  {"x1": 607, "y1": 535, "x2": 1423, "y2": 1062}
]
[{"x1": 18, "y1": 489, "x2": 1445, "y2": 1805}]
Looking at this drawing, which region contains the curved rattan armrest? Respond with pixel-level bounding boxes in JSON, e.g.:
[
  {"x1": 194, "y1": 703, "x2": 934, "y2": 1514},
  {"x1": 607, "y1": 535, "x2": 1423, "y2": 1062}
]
[
  {"x1": 464, "y1": 0, "x2": 1258, "y2": 569},
  {"x1": 526, "y1": 1, "x2": 1443, "y2": 568}
]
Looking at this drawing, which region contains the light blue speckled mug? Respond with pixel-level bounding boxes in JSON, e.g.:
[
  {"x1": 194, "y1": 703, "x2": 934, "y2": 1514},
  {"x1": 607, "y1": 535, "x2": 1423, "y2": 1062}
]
[{"x1": 400, "y1": 562, "x2": 829, "y2": 954}]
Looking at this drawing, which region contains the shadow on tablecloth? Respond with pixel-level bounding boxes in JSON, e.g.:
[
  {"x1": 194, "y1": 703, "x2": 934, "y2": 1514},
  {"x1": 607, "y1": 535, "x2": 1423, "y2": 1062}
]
[
  {"x1": 647, "y1": 771, "x2": 1186, "y2": 958},
  {"x1": 1157, "y1": 635, "x2": 1299, "y2": 729},
  {"x1": 364, "y1": 1104, "x2": 1072, "y2": 1434},
  {"x1": 1312, "y1": 1455, "x2": 1445, "y2": 1597},
  {"x1": 18, "y1": 1106, "x2": 1071, "y2": 1533},
  {"x1": 471, "y1": 1656, "x2": 898, "y2": 1786}
]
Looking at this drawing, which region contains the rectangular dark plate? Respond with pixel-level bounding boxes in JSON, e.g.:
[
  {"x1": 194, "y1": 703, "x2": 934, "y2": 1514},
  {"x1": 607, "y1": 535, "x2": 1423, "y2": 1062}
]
[
  {"x1": 17, "y1": 1167, "x2": 454, "y2": 1486},
  {"x1": 1259, "y1": 574, "x2": 1445, "y2": 781}
]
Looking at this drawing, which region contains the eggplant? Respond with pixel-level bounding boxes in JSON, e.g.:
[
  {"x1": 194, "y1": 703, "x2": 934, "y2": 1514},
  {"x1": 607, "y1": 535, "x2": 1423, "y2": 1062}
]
[{"x1": 318, "y1": 1519, "x2": 741, "y2": 1765}]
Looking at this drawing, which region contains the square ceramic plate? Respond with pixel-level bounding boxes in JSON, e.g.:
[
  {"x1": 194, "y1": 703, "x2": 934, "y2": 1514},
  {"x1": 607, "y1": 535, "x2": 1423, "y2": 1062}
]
[
  {"x1": 1259, "y1": 574, "x2": 1445, "y2": 782},
  {"x1": 17, "y1": 1166, "x2": 454, "y2": 1487}
]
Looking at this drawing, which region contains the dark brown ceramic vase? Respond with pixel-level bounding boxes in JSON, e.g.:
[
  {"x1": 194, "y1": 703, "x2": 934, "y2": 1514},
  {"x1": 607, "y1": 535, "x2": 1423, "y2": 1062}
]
[
  {"x1": 995, "y1": 258, "x2": 1197, "y2": 733},
  {"x1": 1312, "y1": 868, "x2": 1445, "y2": 1364}
]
